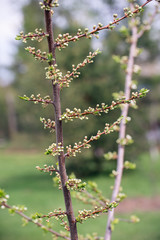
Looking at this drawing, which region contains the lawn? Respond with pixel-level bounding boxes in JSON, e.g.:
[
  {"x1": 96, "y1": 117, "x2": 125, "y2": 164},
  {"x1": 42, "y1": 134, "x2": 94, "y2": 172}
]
[{"x1": 0, "y1": 151, "x2": 160, "y2": 240}]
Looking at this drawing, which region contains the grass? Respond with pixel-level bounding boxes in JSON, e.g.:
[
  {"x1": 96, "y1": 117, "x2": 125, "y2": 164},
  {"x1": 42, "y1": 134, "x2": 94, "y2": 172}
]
[{"x1": 0, "y1": 151, "x2": 160, "y2": 240}]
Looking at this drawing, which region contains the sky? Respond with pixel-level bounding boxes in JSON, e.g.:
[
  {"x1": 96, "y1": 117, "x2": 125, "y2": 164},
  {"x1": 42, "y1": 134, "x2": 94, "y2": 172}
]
[
  {"x1": 0, "y1": 0, "x2": 28, "y2": 86},
  {"x1": 0, "y1": 0, "x2": 159, "y2": 86}
]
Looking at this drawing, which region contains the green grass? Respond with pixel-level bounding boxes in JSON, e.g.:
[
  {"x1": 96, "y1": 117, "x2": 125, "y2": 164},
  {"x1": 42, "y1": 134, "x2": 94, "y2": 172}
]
[{"x1": 0, "y1": 151, "x2": 160, "y2": 240}]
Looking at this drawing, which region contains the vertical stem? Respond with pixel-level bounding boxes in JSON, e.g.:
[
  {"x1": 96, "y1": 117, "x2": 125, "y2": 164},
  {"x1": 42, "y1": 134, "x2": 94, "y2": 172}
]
[
  {"x1": 44, "y1": 6, "x2": 78, "y2": 240},
  {"x1": 105, "y1": 4, "x2": 138, "y2": 240}
]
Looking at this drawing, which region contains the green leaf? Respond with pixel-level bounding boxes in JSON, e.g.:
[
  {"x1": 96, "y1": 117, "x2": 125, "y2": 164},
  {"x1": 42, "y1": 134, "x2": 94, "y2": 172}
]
[
  {"x1": 0, "y1": 189, "x2": 6, "y2": 198},
  {"x1": 9, "y1": 208, "x2": 15, "y2": 215},
  {"x1": 15, "y1": 36, "x2": 22, "y2": 40},
  {"x1": 139, "y1": 88, "x2": 150, "y2": 98},
  {"x1": 18, "y1": 96, "x2": 30, "y2": 101},
  {"x1": 47, "y1": 53, "x2": 53, "y2": 62}
]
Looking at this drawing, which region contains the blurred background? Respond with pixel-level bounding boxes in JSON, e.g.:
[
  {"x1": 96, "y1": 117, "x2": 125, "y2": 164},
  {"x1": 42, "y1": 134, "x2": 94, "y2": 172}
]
[{"x1": 0, "y1": 0, "x2": 160, "y2": 239}]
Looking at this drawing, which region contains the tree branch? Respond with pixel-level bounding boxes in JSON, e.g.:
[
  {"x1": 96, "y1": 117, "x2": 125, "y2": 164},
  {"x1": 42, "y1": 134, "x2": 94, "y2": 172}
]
[
  {"x1": 55, "y1": 0, "x2": 153, "y2": 48},
  {"x1": 61, "y1": 93, "x2": 145, "y2": 121},
  {"x1": 44, "y1": 2, "x2": 78, "y2": 240},
  {"x1": 1, "y1": 202, "x2": 70, "y2": 240},
  {"x1": 137, "y1": 5, "x2": 159, "y2": 38},
  {"x1": 105, "y1": 3, "x2": 158, "y2": 238},
  {"x1": 105, "y1": 3, "x2": 139, "y2": 240}
]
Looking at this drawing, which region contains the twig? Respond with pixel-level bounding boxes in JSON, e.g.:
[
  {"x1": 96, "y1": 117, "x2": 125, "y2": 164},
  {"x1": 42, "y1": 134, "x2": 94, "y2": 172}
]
[
  {"x1": 1, "y1": 202, "x2": 70, "y2": 240},
  {"x1": 61, "y1": 93, "x2": 144, "y2": 121},
  {"x1": 137, "y1": 5, "x2": 159, "y2": 38},
  {"x1": 55, "y1": 0, "x2": 153, "y2": 48},
  {"x1": 65, "y1": 119, "x2": 122, "y2": 158},
  {"x1": 82, "y1": 190, "x2": 107, "y2": 207}
]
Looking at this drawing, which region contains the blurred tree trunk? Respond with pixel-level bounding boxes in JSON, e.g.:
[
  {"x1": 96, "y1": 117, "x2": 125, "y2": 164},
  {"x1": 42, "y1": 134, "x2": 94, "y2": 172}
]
[{"x1": 5, "y1": 91, "x2": 17, "y2": 139}]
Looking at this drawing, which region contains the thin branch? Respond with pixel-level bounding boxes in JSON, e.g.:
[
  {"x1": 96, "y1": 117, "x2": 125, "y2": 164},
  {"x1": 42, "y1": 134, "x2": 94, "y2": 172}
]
[
  {"x1": 36, "y1": 165, "x2": 59, "y2": 174},
  {"x1": 55, "y1": 0, "x2": 153, "y2": 48},
  {"x1": 25, "y1": 47, "x2": 48, "y2": 61},
  {"x1": 82, "y1": 190, "x2": 107, "y2": 207},
  {"x1": 61, "y1": 93, "x2": 144, "y2": 121},
  {"x1": 28, "y1": 98, "x2": 54, "y2": 105},
  {"x1": 40, "y1": 211, "x2": 67, "y2": 219},
  {"x1": 137, "y1": 5, "x2": 159, "y2": 38},
  {"x1": 1, "y1": 202, "x2": 70, "y2": 240},
  {"x1": 65, "y1": 119, "x2": 122, "y2": 158},
  {"x1": 105, "y1": 3, "x2": 138, "y2": 240},
  {"x1": 105, "y1": 2, "x2": 157, "y2": 239},
  {"x1": 19, "y1": 95, "x2": 55, "y2": 106},
  {"x1": 76, "y1": 206, "x2": 112, "y2": 223}
]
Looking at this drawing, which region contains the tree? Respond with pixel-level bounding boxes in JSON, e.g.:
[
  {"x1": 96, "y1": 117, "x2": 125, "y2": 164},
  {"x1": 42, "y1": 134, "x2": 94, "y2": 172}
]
[{"x1": 0, "y1": 1, "x2": 156, "y2": 240}]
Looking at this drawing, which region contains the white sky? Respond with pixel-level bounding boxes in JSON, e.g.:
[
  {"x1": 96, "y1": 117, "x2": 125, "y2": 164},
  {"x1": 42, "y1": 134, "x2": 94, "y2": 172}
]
[{"x1": 0, "y1": 0, "x2": 28, "y2": 86}]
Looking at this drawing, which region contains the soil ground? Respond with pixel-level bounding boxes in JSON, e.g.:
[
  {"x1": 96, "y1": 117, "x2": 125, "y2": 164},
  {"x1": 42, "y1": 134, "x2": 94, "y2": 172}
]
[{"x1": 116, "y1": 196, "x2": 160, "y2": 213}]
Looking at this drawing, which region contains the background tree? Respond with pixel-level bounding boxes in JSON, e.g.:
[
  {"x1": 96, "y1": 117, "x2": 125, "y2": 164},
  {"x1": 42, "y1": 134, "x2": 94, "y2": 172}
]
[
  {"x1": 0, "y1": 1, "x2": 160, "y2": 240},
  {"x1": 0, "y1": 0, "x2": 159, "y2": 175}
]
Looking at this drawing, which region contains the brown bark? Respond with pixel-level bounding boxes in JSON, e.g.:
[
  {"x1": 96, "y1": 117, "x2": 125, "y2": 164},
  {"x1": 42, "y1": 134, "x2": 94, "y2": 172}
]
[{"x1": 44, "y1": 7, "x2": 78, "y2": 240}]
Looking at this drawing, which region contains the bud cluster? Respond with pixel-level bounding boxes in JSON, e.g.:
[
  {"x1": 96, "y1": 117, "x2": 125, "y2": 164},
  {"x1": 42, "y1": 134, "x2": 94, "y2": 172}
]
[
  {"x1": 117, "y1": 134, "x2": 134, "y2": 146},
  {"x1": 65, "y1": 119, "x2": 122, "y2": 158},
  {"x1": 45, "y1": 64, "x2": 62, "y2": 84},
  {"x1": 19, "y1": 94, "x2": 53, "y2": 107},
  {"x1": 45, "y1": 50, "x2": 100, "y2": 87},
  {"x1": 39, "y1": 0, "x2": 59, "y2": 15},
  {"x1": 54, "y1": 3, "x2": 148, "y2": 49},
  {"x1": 0, "y1": 189, "x2": 27, "y2": 214},
  {"x1": 36, "y1": 164, "x2": 58, "y2": 175},
  {"x1": 15, "y1": 28, "x2": 48, "y2": 43},
  {"x1": 60, "y1": 93, "x2": 141, "y2": 122},
  {"x1": 61, "y1": 103, "x2": 108, "y2": 122},
  {"x1": 25, "y1": 47, "x2": 47, "y2": 61},
  {"x1": 45, "y1": 142, "x2": 64, "y2": 156},
  {"x1": 76, "y1": 202, "x2": 118, "y2": 223},
  {"x1": 9, "y1": 205, "x2": 28, "y2": 214},
  {"x1": 116, "y1": 193, "x2": 127, "y2": 202},
  {"x1": 110, "y1": 170, "x2": 118, "y2": 178},
  {"x1": 33, "y1": 208, "x2": 66, "y2": 221},
  {"x1": 66, "y1": 178, "x2": 86, "y2": 192},
  {"x1": 62, "y1": 49, "x2": 101, "y2": 87},
  {"x1": 0, "y1": 189, "x2": 9, "y2": 208},
  {"x1": 104, "y1": 151, "x2": 117, "y2": 161},
  {"x1": 53, "y1": 172, "x2": 62, "y2": 190},
  {"x1": 40, "y1": 117, "x2": 55, "y2": 132},
  {"x1": 124, "y1": 7, "x2": 134, "y2": 18},
  {"x1": 124, "y1": 161, "x2": 136, "y2": 170}
]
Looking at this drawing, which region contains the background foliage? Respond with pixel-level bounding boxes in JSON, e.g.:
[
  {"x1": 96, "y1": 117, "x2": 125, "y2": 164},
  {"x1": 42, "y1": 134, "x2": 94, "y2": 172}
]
[
  {"x1": 1, "y1": 0, "x2": 159, "y2": 175},
  {"x1": 0, "y1": 0, "x2": 160, "y2": 239}
]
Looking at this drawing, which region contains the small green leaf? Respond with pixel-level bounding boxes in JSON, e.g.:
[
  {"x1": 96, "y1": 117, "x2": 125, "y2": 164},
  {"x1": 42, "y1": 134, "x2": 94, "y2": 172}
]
[
  {"x1": 47, "y1": 53, "x2": 53, "y2": 62},
  {"x1": 9, "y1": 208, "x2": 15, "y2": 215},
  {"x1": 18, "y1": 96, "x2": 30, "y2": 101},
  {"x1": 0, "y1": 189, "x2": 6, "y2": 198},
  {"x1": 15, "y1": 36, "x2": 22, "y2": 40},
  {"x1": 139, "y1": 88, "x2": 150, "y2": 98}
]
